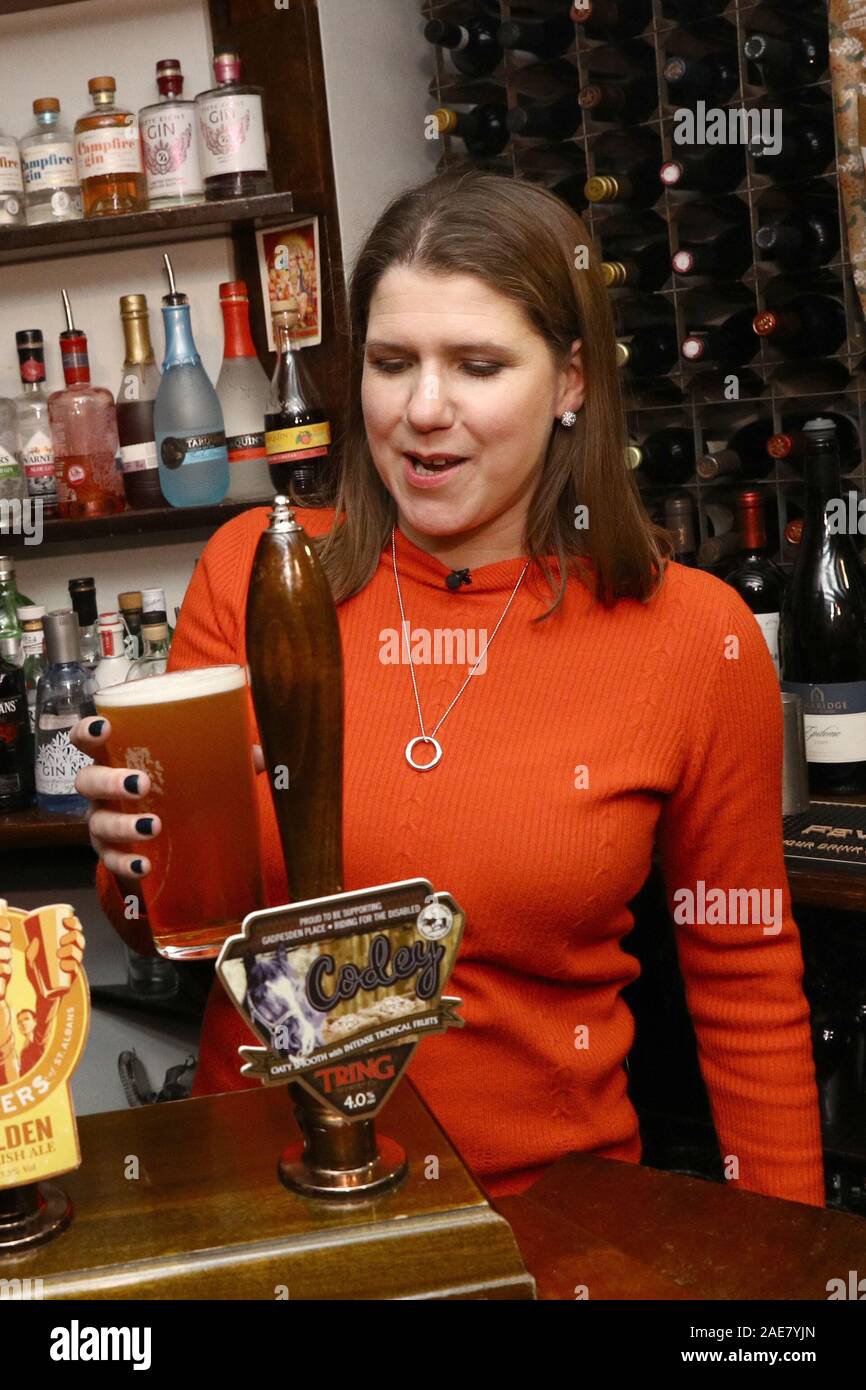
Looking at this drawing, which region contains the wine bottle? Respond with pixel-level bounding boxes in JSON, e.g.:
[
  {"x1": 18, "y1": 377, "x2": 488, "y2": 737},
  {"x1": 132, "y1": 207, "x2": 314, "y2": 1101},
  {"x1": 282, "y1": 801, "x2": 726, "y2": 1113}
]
[
  {"x1": 753, "y1": 294, "x2": 847, "y2": 360},
  {"x1": 698, "y1": 419, "x2": 777, "y2": 480},
  {"x1": 660, "y1": 143, "x2": 746, "y2": 194},
  {"x1": 571, "y1": 0, "x2": 652, "y2": 40},
  {"x1": 498, "y1": 13, "x2": 574, "y2": 60},
  {"x1": 434, "y1": 103, "x2": 509, "y2": 158},
  {"x1": 664, "y1": 494, "x2": 697, "y2": 566},
  {"x1": 682, "y1": 307, "x2": 761, "y2": 367},
  {"x1": 424, "y1": 16, "x2": 503, "y2": 78},
  {"x1": 723, "y1": 490, "x2": 785, "y2": 674},
  {"x1": 755, "y1": 201, "x2": 840, "y2": 271},
  {"x1": 698, "y1": 531, "x2": 743, "y2": 568},
  {"x1": 768, "y1": 412, "x2": 860, "y2": 476},
  {"x1": 743, "y1": 23, "x2": 828, "y2": 90},
  {"x1": 578, "y1": 75, "x2": 656, "y2": 125},
  {"x1": 616, "y1": 325, "x2": 680, "y2": 377},
  {"x1": 780, "y1": 418, "x2": 866, "y2": 795},
  {"x1": 601, "y1": 218, "x2": 671, "y2": 290},
  {"x1": 585, "y1": 128, "x2": 662, "y2": 207},
  {"x1": 631, "y1": 426, "x2": 695, "y2": 484},
  {"x1": 748, "y1": 105, "x2": 834, "y2": 182},
  {"x1": 672, "y1": 221, "x2": 753, "y2": 280},
  {"x1": 550, "y1": 172, "x2": 589, "y2": 212},
  {"x1": 507, "y1": 94, "x2": 582, "y2": 140},
  {"x1": 662, "y1": 50, "x2": 739, "y2": 107}
]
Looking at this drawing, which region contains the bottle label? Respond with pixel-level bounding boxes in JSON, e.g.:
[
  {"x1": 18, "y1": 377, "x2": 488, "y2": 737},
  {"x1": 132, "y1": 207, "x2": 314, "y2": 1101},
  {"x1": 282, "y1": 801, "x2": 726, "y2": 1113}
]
[
  {"x1": 21, "y1": 140, "x2": 77, "y2": 191},
  {"x1": 227, "y1": 431, "x2": 267, "y2": 461},
  {"x1": 0, "y1": 138, "x2": 24, "y2": 194},
  {"x1": 35, "y1": 717, "x2": 93, "y2": 796},
  {"x1": 0, "y1": 772, "x2": 23, "y2": 796},
  {"x1": 754, "y1": 611, "x2": 780, "y2": 675},
  {"x1": 141, "y1": 105, "x2": 204, "y2": 198},
  {"x1": 196, "y1": 93, "x2": 267, "y2": 177},
  {"x1": 21, "y1": 633, "x2": 44, "y2": 657},
  {"x1": 19, "y1": 430, "x2": 57, "y2": 496},
  {"x1": 265, "y1": 420, "x2": 331, "y2": 464},
  {"x1": 0, "y1": 445, "x2": 22, "y2": 482},
  {"x1": 75, "y1": 120, "x2": 143, "y2": 178},
  {"x1": 159, "y1": 431, "x2": 227, "y2": 470},
  {"x1": 119, "y1": 441, "x2": 158, "y2": 473},
  {"x1": 780, "y1": 681, "x2": 866, "y2": 764}
]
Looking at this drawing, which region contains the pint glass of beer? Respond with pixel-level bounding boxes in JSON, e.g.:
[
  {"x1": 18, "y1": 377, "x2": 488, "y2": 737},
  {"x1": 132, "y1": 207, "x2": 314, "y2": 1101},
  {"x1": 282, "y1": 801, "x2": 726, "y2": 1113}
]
[{"x1": 94, "y1": 665, "x2": 264, "y2": 959}]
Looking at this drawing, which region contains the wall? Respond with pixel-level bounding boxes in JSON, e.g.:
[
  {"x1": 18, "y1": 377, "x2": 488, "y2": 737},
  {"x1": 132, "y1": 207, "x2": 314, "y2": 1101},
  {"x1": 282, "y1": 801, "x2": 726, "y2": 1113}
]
[{"x1": 1, "y1": 0, "x2": 437, "y2": 620}]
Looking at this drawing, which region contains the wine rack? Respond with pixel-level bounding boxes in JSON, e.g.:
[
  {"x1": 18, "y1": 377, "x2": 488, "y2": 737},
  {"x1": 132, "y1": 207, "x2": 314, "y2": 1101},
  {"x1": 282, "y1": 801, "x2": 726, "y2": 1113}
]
[{"x1": 420, "y1": 0, "x2": 864, "y2": 571}]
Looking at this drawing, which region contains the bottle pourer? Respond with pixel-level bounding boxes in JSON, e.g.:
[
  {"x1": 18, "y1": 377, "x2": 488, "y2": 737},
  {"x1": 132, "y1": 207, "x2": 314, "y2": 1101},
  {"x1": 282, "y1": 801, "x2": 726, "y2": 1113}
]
[{"x1": 162, "y1": 251, "x2": 187, "y2": 306}]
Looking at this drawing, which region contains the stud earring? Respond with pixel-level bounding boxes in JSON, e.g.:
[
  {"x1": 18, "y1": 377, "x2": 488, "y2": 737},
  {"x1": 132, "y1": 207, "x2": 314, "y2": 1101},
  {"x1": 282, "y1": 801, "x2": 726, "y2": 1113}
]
[{"x1": 560, "y1": 410, "x2": 577, "y2": 428}]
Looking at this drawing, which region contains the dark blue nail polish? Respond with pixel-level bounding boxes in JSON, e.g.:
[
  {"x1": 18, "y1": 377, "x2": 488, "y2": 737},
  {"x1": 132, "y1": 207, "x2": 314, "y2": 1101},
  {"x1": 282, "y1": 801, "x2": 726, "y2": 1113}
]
[
  {"x1": 89, "y1": 719, "x2": 105, "y2": 736},
  {"x1": 130, "y1": 859, "x2": 145, "y2": 876},
  {"x1": 135, "y1": 817, "x2": 154, "y2": 836},
  {"x1": 123, "y1": 774, "x2": 140, "y2": 794}
]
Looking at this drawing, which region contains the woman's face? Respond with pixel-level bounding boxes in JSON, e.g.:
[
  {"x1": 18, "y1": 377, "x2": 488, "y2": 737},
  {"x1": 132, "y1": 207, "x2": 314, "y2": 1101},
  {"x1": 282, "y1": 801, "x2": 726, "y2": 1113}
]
[{"x1": 362, "y1": 267, "x2": 583, "y2": 550}]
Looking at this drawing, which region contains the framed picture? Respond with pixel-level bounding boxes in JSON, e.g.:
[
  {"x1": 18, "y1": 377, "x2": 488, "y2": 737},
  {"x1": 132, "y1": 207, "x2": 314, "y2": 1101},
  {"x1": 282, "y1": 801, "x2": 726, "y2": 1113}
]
[{"x1": 256, "y1": 215, "x2": 322, "y2": 352}]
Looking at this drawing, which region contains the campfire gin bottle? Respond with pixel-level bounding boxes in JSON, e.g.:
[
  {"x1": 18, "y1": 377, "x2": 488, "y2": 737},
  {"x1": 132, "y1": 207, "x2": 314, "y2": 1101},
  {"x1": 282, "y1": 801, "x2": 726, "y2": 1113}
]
[
  {"x1": 75, "y1": 76, "x2": 147, "y2": 217},
  {"x1": 195, "y1": 51, "x2": 272, "y2": 200}
]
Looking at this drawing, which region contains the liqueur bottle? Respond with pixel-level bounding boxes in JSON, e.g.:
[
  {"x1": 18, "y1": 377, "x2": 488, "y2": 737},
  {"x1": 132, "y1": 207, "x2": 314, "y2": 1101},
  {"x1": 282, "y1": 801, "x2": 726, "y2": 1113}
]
[
  {"x1": 423, "y1": 15, "x2": 503, "y2": 77},
  {"x1": 14, "y1": 330, "x2": 59, "y2": 516},
  {"x1": 19, "y1": 98, "x2": 82, "y2": 225},
  {"x1": 780, "y1": 419, "x2": 866, "y2": 794},
  {"x1": 153, "y1": 254, "x2": 229, "y2": 507},
  {"x1": 215, "y1": 280, "x2": 272, "y2": 500},
  {"x1": 47, "y1": 291, "x2": 126, "y2": 518},
  {"x1": 116, "y1": 294, "x2": 164, "y2": 510},
  {"x1": 195, "y1": 50, "x2": 273, "y2": 201},
  {"x1": 74, "y1": 76, "x2": 147, "y2": 216},
  {"x1": 265, "y1": 309, "x2": 332, "y2": 501},
  {"x1": 34, "y1": 609, "x2": 96, "y2": 814},
  {"x1": 0, "y1": 635, "x2": 35, "y2": 812},
  {"x1": 139, "y1": 60, "x2": 205, "y2": 209},
  {"x1": 723, "y1": 491, "x2": 785, "y2": 674}
]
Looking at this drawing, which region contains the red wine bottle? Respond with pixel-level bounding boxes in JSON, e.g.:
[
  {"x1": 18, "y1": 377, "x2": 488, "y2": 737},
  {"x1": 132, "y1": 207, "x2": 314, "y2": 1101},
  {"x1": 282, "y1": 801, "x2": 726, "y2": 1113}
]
[
  {"x1": 780, "y1": 418, "x2": 866, "y2": 794},
  {"x1": 768, "y1": 412, "x2": 860, "y2": 475},
  {"x1": 664, "y1": 494, "x2": 698, "y2": 566},
  {"x1": 578, "y1": 75, "x2": 657, "y2": 125},
  {"x1": 585, "y1": 128, "x2": 663, "y2": 207},
  {"x1": 748, "y1": 105, "x2": 834, "y2": 182},
  {"x1": 424, "y1": 16, "x2": 503, "y2": 78},
  {"x1": 571, "y1": 0, "x2": 652, "y2": 40},
  {"x1": 497, "y1": 13, "x2": 575, "y2": 60},
  {"x1": 660, "y1": 143, "x2": 746, "y2": 194},
  {"x1": 723, "y1": 490, "x2": 785, "y2": 674},
  {"x1": 631, "y1": 427, "x2": 695, "y2": 484},
  {"x1": 682, "y1": 307, "x2": 761, "y2": 367},
  {"x1": 698, "y1": 419, "x2": 777, "y2": 480},
  {"x1": 753, "y1": 294, "x2": 847, "y2": 359},
  {"x1": 434, "y1": 103, "x2": 509, "y2": 158},
  {"x1": 507, "y1": 94, "x2": 582, "y2": 140},
  {"x1": 755, "y1": 201, "x2": 840, "y2": 271},
  {"x1": 663, "y1": 50, "x2": 739, "y2": 107},
  {"x1": 672, "y1": 221, "x2": 753, "y2": 280},
  {"x1": 616, "y1": 324, "x2": 679, "y2": 377},
  {"x1": 743, "y1": 24, "x2": 828, "y2": 90}
]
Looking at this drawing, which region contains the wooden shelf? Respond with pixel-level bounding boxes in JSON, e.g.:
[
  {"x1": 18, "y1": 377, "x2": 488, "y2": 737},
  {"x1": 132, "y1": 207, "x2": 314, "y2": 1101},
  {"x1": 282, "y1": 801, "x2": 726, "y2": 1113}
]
[
  {"x1": 0, "y1": 804, "x2": 93, "y2": 849},
  {"x1": 0, "y1": 192, "x2": 297, "y2": 266},
  {"x1": 1, "y1": 495, "x2": 272, "y2": 551}
]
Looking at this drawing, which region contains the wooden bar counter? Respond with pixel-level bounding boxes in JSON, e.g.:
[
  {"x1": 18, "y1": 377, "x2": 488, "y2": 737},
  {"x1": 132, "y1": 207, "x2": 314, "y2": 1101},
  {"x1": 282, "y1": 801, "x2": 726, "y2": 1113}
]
[{"x1": 2, "y1": 1079, "x2": 865, "y2": 1300}]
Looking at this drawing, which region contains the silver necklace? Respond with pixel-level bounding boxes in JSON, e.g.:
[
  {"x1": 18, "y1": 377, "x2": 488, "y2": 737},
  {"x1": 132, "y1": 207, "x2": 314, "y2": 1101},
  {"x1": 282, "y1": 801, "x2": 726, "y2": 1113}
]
[{"x1": 391, "y1": 526, "x2": 531, "y2": 770}]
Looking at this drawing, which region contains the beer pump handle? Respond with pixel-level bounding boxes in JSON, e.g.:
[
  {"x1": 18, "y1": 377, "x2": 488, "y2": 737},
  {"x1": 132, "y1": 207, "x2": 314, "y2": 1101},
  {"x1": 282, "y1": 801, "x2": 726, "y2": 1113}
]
[{"x1": 245, "y1": 498, "x2": 344, "y2": 901}]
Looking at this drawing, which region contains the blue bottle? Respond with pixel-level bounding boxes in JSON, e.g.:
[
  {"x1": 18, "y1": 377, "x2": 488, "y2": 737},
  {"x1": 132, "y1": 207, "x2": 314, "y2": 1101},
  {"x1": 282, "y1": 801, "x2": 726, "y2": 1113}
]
[
  {"x1": 154, "y1": 252, "x2": 229, "y2": 507},
  {"x1": 35, "y1": 609, "x2": 95, "y2": 814}
]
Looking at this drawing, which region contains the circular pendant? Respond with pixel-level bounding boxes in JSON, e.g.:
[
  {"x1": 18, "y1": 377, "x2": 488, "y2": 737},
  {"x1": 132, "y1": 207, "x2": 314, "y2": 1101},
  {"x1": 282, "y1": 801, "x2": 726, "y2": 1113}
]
[{"x1": 405, "y1": 735, "x2": 442, "y2": 771}]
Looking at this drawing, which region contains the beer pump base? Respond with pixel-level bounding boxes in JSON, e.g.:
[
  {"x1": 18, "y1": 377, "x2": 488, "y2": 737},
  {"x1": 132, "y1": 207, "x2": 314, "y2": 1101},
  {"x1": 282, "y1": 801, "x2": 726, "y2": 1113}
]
[
  {"x1": 279, "y1": 1134, "x2": 408, "y2": 1198},
  {"x1": 0, "y1": 1182, "x2": 72, "y2": 1252}
]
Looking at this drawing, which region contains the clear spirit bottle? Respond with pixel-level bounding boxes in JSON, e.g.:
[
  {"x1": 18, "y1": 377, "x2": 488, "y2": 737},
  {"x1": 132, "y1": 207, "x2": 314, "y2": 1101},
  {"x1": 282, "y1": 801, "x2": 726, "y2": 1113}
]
[
  {"x1": 18, "y1": 604, "x2": 47, "y2": 732},
  {"x1": 0, "y1": 397, "x2": 26, "y2": 500},
  {"x1": 195, "y1": 51, "x2": 273, "y2": 201},
  {"x1": 19, "y1": 98, "x2": 82, "y2": 225},
  {"x1": 34, "y1": 609, "x2": 95, "y2": 814},
  {"x1": 216, "y1": 280, "x2": 272, "y2": 500},
  {"x1": 0, "y1": 127, "x2": 25, "y2": 226},
  {"x1": 126, "y1": 621, "x2": 170, "y2": 680},
  {"x1": 139, "y1": 60, "x2": 205, "y2": 209},
  {"x1": 14, "y1": 329, "x2": 59, "y2": 516}
]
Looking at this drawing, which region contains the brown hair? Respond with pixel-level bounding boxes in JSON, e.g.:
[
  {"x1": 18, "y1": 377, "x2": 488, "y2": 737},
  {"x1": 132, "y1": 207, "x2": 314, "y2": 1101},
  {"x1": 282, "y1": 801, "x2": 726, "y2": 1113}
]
[{"x1": 314, "y1": 168, "x2": 671, "y2": 616}]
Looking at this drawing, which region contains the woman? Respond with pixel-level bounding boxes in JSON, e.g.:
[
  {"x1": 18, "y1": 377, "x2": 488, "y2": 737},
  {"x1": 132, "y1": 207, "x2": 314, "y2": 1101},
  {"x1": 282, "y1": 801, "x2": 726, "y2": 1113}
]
[{"x1": 74, "y1": 170, "x2": 824, "y2": 1206}]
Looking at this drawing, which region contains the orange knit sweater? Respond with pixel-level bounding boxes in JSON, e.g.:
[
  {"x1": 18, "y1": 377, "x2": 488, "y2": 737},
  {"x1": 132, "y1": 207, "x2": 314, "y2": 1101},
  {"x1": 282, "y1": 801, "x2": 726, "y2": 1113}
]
[{"x1": 97, "y1": 505, "x2": 825, "y2": 1206}]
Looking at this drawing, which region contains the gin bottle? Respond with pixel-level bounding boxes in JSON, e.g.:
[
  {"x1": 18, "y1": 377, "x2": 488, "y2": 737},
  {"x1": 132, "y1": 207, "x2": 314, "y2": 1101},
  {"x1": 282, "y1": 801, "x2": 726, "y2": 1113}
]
[
  {"x1": 195, "y1": 51, "x2": 272, "y2": 201},
  {"x1": 48, "y1": 291, "x2": 126, "y2": 518},
  {"x1": 0, "y1": 398, "x2": 26, "y2": 501},
  {"x1": 34, "y1": 609, "x2": 95, "y2": 814},
  {"x1": 0, "y1": 127, "x2": 25, "y2": 226},
  {"x1": 215, "y1": 280, "x2": 271, "y2": 500},
  {"x1": 74, "y1": 76, "x2": 147, "y2": 217},
  {"x1": 14, "y1": 330, "x2": 59, "y2": 516},
  {"x1": 19, "y1": 98, "x2": 82, "y2": 225},
  {"x1": 139, "y1": 60, "x2": 204, "y2": 209},
  {"x1": 18, "y1": 604, "x2": 47, "y2": 732},
  {"x1": 0, "y1": 635, "x2": 35, "y2": 812}
]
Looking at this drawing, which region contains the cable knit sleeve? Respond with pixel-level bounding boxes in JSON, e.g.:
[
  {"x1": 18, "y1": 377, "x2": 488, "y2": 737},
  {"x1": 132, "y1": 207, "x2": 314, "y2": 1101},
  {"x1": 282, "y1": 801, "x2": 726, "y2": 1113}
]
[{"x1": 655, "y1": 583, "x2": 825, "y2": 1208}]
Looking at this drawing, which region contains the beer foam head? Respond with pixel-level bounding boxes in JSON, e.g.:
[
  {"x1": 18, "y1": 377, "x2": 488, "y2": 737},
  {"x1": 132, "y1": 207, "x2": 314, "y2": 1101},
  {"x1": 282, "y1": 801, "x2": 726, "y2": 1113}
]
[{"x1": 94, "y1": 664, "x2": 246, "y2": 707}]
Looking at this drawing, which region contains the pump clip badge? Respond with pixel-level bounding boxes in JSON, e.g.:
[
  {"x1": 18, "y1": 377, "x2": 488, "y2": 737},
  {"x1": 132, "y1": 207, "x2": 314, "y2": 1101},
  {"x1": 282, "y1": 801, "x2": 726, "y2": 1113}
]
[
  {"x1": 217, "y1": 879, "x2": 464, "y2": 1119},
  {"x1": 0, "y1": 901, "x2": 89, "y2": 1189}
]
